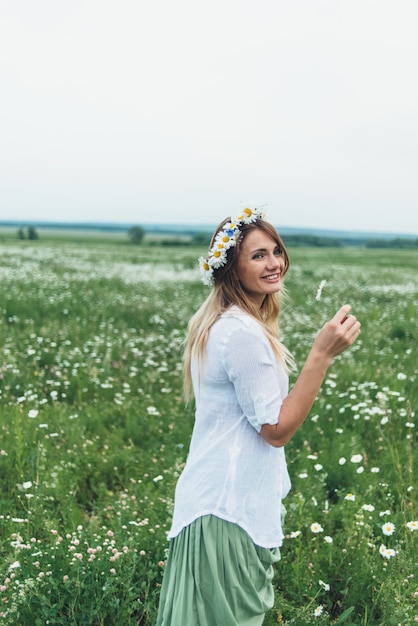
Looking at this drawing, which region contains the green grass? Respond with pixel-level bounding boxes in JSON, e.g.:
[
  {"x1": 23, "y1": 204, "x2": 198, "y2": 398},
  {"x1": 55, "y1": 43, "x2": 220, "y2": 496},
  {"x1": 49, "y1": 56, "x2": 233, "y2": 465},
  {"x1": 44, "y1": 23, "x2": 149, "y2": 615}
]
[
  {"x1": 0, "y1": 227, "x2": 192, "y2": 246},
  {"x1": 0, "y1": 240, "x2": 417, "y2": 625},
  {"x1": 0, "y1": 227, "x2": 128, "y2": 244}
]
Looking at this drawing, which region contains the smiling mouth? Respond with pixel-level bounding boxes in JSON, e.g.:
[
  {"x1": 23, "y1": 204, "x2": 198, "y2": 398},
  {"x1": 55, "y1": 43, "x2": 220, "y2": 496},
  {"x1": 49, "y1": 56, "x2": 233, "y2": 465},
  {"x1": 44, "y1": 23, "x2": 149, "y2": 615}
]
[{"x1": 262, "y1": 273, "x2": 280, "y2": 281}]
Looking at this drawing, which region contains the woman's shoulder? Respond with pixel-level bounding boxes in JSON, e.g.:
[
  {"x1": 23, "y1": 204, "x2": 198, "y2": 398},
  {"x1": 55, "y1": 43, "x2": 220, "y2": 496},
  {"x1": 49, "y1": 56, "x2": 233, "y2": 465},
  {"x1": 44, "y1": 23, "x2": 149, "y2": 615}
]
[
  {"x1": 209, "y1": 307, "x2": 277, "y2": 366},
  {"x1": 213, "y1": 306, "x2": 264, "y2": 337}
]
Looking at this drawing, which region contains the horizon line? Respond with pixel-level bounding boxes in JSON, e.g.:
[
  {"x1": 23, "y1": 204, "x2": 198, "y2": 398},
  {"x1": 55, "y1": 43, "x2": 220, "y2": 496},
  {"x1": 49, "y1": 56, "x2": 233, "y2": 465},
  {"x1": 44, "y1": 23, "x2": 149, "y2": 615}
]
[{"x1": 0, "y1": 218, "x2": 417, "y2": 239}]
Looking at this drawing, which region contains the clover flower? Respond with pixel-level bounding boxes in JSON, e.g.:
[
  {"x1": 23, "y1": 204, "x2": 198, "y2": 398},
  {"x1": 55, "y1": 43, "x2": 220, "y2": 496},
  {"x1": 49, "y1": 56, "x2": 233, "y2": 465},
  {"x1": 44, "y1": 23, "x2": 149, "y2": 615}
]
[{"x1": 8, "y1": 561, "x2": 20, "y2": 571}]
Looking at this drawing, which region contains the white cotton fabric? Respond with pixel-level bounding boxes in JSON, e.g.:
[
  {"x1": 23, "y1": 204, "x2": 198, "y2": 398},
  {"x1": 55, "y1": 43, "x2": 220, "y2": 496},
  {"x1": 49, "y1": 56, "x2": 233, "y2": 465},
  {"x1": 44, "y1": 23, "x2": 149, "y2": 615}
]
[{"x1": 168, "y1": 306, "x2": 291, "y2": 549}]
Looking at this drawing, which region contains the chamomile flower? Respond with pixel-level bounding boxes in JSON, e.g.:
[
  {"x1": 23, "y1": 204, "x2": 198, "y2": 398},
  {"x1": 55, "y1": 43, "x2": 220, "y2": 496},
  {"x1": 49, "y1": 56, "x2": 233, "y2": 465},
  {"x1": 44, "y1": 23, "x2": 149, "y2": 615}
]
[
  {"x1": 208, "y1": 248, "x2": 227, "y2": 269},
  {"x1": 237, "y1": 204, "x2": 265, "y2": 224},
  {"x1": 379, "y1": 544, "x2": 396, "y2": 559},
  {"x1": 215, "y1": 229, "x2": 236, "y2": 247},
  {"x1": 316, "y1": 280, "x2": 327, "y2": 301},
  {"x1": 382, "y1": 522, "x2": 396, "y2": 536},
  {"x1": 314, "y1": 605, "x2": 324, "y2": 617},
  {"x1": 310, "y1": 522, "x2": 324, "y2": 533},
  {"x1": 198, "y1": 257, "x2": 214, "y2": 286},
  {"x1": 362, "y1": 504, "x2": 375, "y2": 512},
  {"x1": 315, "y1": 280, "x2": 343, "y2": 305},
  {"x1": 406, "y1": 521, "x2": 418, "y2": 531},
  {"x1": 384, "y1": 548, "x2": 396, "y2": 559}
]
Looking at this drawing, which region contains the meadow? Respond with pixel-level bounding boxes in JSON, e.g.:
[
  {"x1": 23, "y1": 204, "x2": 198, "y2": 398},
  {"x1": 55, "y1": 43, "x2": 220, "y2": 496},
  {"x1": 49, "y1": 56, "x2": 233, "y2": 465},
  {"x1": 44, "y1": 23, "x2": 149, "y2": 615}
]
[{"x1": 0, "y1": 238, "x2": 416, "y2": 625}]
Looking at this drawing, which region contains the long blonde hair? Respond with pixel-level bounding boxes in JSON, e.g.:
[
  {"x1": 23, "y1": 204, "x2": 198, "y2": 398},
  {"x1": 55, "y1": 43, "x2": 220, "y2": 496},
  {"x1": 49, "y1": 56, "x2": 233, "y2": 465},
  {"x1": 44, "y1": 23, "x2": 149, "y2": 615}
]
[{"x1": 183, "y1": 218, "x2": 295, "y2": 400}]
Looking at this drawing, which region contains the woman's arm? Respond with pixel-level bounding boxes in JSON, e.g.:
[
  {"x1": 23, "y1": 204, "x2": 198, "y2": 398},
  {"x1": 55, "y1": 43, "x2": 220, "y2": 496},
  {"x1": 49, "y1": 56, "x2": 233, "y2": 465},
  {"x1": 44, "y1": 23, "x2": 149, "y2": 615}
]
[{"x1": 260, "y1": 305, "x2": 361, "y2": 448}]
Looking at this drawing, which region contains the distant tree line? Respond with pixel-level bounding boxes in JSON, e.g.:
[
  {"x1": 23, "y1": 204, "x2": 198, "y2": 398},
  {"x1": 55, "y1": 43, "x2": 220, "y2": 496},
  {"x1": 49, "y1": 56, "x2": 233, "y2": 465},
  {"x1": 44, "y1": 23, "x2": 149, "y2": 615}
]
[
  {"x1": 282, "y1": 234, "x2": 418, "y2": 248},
  {"x1": 365, "y1": 237, "x2": 418, "y2": 249},
  {"x1": 128, "y1": 226, "x2": 145, "y2": 244},
  {"x1": 17, "y1": 227, "x2": 39, "y2": 240},
  {"x1": 127, "y1": 226, "x2": 418, "y2": 249},
  {"x1": 190, "y1": 232, "x2": 418, "y2": 249},
  {"x1": 280, "y1": 234, "x2": 342, "y2": 247},
  {"x1": 12, "y1": 224, "x2": 417, "y2": 249}
]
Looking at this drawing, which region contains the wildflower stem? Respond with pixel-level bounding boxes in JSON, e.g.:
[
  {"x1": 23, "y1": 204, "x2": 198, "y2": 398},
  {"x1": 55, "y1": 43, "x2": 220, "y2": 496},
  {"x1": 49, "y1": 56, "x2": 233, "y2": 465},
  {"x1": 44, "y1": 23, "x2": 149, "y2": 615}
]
[{"x1": 321, "y1": 287, "x2": 343, "y2": 308}]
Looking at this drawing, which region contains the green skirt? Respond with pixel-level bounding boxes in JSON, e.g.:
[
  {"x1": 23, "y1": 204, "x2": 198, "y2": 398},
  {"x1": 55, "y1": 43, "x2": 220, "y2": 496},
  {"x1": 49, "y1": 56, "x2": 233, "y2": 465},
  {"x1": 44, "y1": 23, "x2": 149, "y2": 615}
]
[{"x1": 156, "y1": 515, "x2": 280, "y2": 626}]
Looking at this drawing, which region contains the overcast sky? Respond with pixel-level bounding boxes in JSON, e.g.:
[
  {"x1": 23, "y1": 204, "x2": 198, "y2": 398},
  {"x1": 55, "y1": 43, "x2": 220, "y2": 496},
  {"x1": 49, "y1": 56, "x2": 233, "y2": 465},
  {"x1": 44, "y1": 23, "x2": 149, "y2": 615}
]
[{"x1": 1, "y1": 0, "x2": 417, "y2": 234}]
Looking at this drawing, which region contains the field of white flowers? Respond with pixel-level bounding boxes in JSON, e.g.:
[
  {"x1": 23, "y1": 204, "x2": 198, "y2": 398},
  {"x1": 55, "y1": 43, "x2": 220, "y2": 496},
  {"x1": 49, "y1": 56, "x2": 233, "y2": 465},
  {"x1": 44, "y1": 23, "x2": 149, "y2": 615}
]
[{"x1": 0, "y1": 239, "x2": 416, "y2": 625}]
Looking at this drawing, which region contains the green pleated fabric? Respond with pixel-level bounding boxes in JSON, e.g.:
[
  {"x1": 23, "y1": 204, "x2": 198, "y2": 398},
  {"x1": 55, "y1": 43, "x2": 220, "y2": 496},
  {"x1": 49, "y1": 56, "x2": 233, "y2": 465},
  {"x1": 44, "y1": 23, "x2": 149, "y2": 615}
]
[{"x1": 156, "y1": 515, "x2": 280, "y2": 626}]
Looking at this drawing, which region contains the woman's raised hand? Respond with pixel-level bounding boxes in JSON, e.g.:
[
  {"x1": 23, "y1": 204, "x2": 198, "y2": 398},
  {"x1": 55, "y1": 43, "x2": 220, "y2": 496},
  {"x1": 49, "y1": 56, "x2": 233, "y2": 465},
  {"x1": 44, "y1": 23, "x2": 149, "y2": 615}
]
[
  {"x1": 261, "y1": 305, "x2": 361, "y2": 448},
  {"x1": 313, "y1": 305, "x2": 361, "y2": 362}
]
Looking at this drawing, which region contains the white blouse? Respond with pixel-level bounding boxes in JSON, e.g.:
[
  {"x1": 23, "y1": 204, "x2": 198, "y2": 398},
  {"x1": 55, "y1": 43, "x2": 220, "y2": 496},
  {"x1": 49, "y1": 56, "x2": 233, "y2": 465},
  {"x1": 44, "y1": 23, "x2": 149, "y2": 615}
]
[{"x1": 168, "y1": 306, "x2": 291, "y2": 548}]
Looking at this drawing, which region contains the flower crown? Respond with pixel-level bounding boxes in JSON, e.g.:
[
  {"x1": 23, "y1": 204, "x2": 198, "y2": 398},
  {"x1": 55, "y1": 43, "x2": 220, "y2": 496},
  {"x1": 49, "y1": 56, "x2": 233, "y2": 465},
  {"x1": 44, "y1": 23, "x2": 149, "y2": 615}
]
[{"x1": 198, "y1": 204, "x2": 267, "y2": 286}]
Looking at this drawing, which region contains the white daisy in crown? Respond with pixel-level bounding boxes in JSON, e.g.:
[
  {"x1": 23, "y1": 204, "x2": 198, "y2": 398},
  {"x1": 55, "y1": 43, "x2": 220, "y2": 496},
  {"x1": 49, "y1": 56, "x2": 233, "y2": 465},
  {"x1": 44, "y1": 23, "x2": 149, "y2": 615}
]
[
  {"x1": 198, "y1": 257, "x2": 215, "y2": 286},
  {"x1": 208, "y1": 246, "x2": 228, "y2": 269},
  {"x1": 215, "y1": 228, "x2": 236, "y2": 248},
  {"x1": 236, "y1": 204, "x2": 266, "y2": 224}
]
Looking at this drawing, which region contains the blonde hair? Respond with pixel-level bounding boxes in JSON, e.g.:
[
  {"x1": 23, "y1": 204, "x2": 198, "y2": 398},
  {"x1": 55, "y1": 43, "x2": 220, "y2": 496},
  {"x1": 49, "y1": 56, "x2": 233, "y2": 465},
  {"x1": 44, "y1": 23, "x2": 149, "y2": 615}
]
[{"x1": 183, "y1": 218, "x2": 295, "y2": 400}]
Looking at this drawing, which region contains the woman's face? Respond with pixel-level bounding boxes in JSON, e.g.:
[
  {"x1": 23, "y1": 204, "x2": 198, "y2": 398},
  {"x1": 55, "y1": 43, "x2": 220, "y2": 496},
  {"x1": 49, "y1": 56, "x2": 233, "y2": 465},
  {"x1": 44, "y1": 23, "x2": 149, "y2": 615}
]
[{"x1": 236, "y1": 228, "x2": 285, "y2": 307}]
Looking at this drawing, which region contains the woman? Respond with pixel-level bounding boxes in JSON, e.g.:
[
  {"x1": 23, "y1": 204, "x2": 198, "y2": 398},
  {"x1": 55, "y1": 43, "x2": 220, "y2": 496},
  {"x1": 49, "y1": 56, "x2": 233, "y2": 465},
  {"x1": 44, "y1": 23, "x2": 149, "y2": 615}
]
[{"x1": 156, "y1": 205, "x2": 360, "y2": 626}]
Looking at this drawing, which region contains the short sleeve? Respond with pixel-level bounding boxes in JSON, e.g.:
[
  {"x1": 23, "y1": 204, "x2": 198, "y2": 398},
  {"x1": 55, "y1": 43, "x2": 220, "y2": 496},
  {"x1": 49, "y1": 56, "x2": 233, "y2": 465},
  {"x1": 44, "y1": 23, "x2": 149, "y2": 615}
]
[{"x1": 221, "y1": 323, "x2": 287, "y2": 432}]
